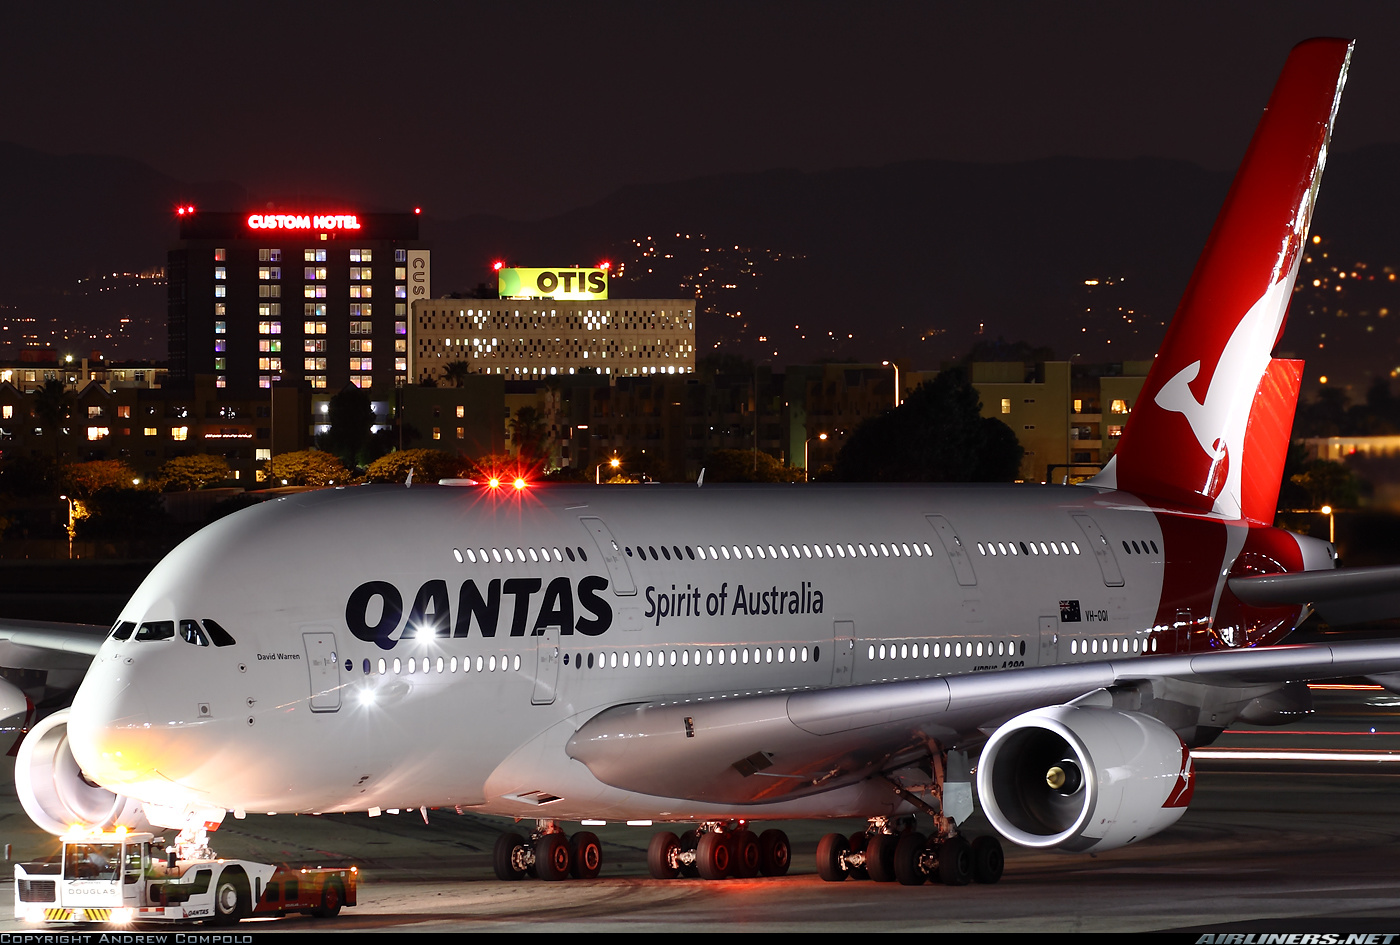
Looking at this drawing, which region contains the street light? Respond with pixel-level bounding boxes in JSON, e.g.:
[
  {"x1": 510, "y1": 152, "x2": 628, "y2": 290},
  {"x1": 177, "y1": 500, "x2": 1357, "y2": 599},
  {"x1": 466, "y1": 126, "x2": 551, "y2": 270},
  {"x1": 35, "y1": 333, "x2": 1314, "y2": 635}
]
[
  {"x1": 882, "y1": 360, "x2": 901, "y2": 408},
  {"x1": 596, "y1": 456, "x2": 620, "y2": 484},
  {"x1": 803, "y1": 433, "x2": 828, "y2": 479},
  {"x1": 58, "y1": 494, "x2": 73, "y2": 560},
  {"x1": 1320, "y1": 504, "x2": 1335, "y2": 544}
]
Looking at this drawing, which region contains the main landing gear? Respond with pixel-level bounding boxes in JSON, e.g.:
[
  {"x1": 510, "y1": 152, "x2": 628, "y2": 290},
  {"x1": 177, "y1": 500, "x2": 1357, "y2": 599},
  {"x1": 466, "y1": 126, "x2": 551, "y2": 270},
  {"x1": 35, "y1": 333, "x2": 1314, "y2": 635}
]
[
  {"x1": 646, "y1": 822, "x2": 792, "y2": 880},
  {"x1": 493, "y1": 820, "x2": 604, "y2": 881},
  {"x1": 816, "y1": 816, "x2": 1003, "y2": 886}
]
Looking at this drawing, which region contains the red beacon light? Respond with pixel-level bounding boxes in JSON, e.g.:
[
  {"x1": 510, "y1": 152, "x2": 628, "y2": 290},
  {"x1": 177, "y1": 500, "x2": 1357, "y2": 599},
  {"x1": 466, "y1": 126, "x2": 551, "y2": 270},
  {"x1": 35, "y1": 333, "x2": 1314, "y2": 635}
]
[
  {"x1": 413, "y1": 207, "x2": 422, "y2": 215},
  {"x1": 598, "y1": 261, "x2": 611, "y2": 271},
  {"x1": 513, "y1": 477, "x2": 527, "y2": 491},
  {"x1": 492, "y1": 261, "x2": 504, "y2": 272},
  {"x1": 176, "y1": 205, "x2": 196, "y2": 216}
]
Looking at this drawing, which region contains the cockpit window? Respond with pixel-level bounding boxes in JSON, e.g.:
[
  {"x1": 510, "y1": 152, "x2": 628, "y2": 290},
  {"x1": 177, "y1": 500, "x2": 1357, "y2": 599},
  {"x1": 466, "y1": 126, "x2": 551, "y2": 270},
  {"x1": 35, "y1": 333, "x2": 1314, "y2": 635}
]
[
  {"x1": 110, "y1": 621, "x2": 135, "y2": 641},
  {"x1": 134, "y1": 621, "x2": 175, "y2": 642},
  {"x1": 202, "y1": 619, "x2": 237, "y2": 647},
  {"x1": 179, "y1": 619, "x2": 209, "y2": 647}
]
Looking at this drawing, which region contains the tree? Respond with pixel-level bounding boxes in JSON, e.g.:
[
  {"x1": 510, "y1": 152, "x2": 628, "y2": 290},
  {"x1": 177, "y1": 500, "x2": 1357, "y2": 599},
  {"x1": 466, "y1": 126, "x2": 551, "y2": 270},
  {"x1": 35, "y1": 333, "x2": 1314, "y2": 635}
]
[
  {"x1": 509, "y1": 406, "x2": 550, "y2": 464},
  {"x1": 363, "y1": 449, "x2": 465, "y2": 484},
  {"x1": 441, "y1": 360, "x2": 473, "y2": 387},
  {"x1": 317, "y1": 385, "x2": 378, "y2": 468},
  {"x1": 74, "y1": 489, "x2": 173, "y2": 540},
  {"x1": 1289, "y1": 458, "x2": 1363, "y2": 509},
  {"x1": 32, "y1": 379, "x2": 72, "y2": 437},
  {"x1": 156, "y1": 455, "x2": 230, "y2": 491},
  {"x1": 833, "y1": 367, "x2": 1024, "y2": 482},
  {"x1": 703, "y1": 449, "x2": 803, "y2": 483},
  {"x1": 266, "y1": 449, "x2": 350, "y2": 487},
  {"x1": 62, "y1": 460, "x2": 140, "y2": 498}
]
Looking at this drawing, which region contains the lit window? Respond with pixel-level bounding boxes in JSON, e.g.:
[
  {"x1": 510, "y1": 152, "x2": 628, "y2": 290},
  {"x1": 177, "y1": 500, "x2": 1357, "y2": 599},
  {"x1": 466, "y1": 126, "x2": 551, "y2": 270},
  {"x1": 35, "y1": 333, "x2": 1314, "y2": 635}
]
[
  {"x1": 456, "y1": 405, "x2": 465, "y2": 418},
  {"x1": 304, "y1": 249, "x2": 326, "y2": 262},
  {"x1": 304, "y1": 357, "x2": 327, "y2": 371},
  {"x1": 258, "y1": 267, "x2": 281, "y2": 280},
  {"x1": 1110, "y1": 399, "x2": 1129, "y2": 413},
  {"x1": 116, "y1": 406, "x2": 130, "y2": 418},
  {"x1": 214, "y1": 285, "x2": 226, "y2": 297},
  {"x1": 259, "y1": 340, "x2": 281, "y2": 352},
  {"x1": 214, "y1": 303, "x2": 226, "y2": 316},
  {"x1": 350, "y1": 357, "x2": 373, "y2": 371},
  {"x1": 143, "y1": 427, "x2": 157, "y2": 436},
  {"x1": 259, "y1": 358, "x2": 282, "y2": 371},
  {"x1": 350, "y1": 285, "x2": 371, "y2": 298},
  {"x1": 1000, "y1": 398, "x2": 1011, "y2": 414},
  {"x1": 88, "y1": 406, "x2": 103, "y2": 418},
  {"x1": 214, "y1": 321, "x2": 226, "y2": 334},
  {"x1": 172, "y1": 426, "x2": 188, "y2": 441},
  {"x1": 304, "y1": 321, "x2": 327, "y2": 335},
  {"x1": 350, "y1": 339, "x2": 371, "y2": 352},
  {"x1": 259, "y1": 284, "x2": 281, "y2": 298},
  {"x1": 432, "y1": 427, "x2": 441, "y2": 440},
  {"x1": 350, "y1": 303, "x2": 372, "y2": 317},
  {"x1": 350, "y1": 249, "x2": 372, "y2": 263},
  {"x1": 395, "y1": 321, "x2": 407, "y2": 336},
  {"x1": 395, "y1": 285, "x2": 408, "y2": 298},
  {"x1": 214, "y1": 248, "x2": 226, "y2": 262},
  {"x1": 350, "y1": 267, "x2": 372, "y2": 280},
  {"x1": 213, "y1": 358, "x2": 226, "y2": 370},
  {"x1": 394, "y1": 249, "x2": 406, "y2": 263},
  {"x1": 395, "y1": 357, "x2": 407, "y2": 372},
  {"x1": 214, "y1": 267, "x2": 226, "y2": 280},
  {"x1": 304, "y1": 285, "x2": 327, "y2": 298},
  {"x1": 86, "y1": 426, "x2": 109, "y2": 440},
  {"x1": 395, "y1": 266, "x2": 407, "y2": 280},
  {"x1": 305, "y1": 303, "x2": 328, "y2": 317},
  {"x1": 456, "y1": 426, "x2": 464, "y2": 439}
]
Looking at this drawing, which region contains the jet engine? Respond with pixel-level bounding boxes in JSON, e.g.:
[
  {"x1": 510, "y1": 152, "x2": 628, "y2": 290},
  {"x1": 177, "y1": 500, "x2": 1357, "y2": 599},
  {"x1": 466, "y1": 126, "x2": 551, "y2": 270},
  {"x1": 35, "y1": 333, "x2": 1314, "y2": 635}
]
[
  {"x1": 976, "y1": 704, "x2": 1193, "y2": 853},
  {"x1": 15, "y1": 708, "x2": 149, "y2": 836}
]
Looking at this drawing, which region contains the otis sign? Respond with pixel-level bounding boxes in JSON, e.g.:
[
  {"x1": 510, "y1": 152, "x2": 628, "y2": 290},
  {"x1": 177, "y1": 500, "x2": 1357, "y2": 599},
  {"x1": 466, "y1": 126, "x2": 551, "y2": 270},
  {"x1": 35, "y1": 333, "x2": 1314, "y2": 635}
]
[
  {"x1": 498, "y1": 267, "x2": 608, "y2": 300},
  {"x1": 247, "y1": 213, "x2": 362, "y2": 231},
  {"x1": 346, "y1": 576, "x2": 612, "y2": 650}
]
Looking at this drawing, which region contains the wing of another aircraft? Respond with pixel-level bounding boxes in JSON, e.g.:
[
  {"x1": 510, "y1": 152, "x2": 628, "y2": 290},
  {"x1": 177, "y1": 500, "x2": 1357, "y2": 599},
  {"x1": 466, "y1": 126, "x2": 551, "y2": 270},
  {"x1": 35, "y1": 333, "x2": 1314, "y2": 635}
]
[
  {"x1": 0, "y1": 619, "x2": 107, "y2": 671},
  {"x1": 566, "y1": 637, "x2": 1400, "y2": 806},
  {"x1": 1229, "y1": 564, "x2": 1400, "y2": 626}
]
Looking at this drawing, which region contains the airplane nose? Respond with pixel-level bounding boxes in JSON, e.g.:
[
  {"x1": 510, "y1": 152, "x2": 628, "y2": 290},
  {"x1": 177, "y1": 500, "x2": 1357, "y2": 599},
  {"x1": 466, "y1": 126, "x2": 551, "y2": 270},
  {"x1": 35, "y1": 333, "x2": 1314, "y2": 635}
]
[{"x1": 65, "y1": 656, "x2": 158, "y2": 790}]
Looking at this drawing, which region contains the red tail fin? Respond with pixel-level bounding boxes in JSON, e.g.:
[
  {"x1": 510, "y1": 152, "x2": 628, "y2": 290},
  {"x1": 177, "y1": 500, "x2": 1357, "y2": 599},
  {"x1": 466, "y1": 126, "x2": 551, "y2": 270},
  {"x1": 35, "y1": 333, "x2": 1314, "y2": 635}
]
[{"x1": 1095, "y1": 38, "x2": 1351, "y2": 521}]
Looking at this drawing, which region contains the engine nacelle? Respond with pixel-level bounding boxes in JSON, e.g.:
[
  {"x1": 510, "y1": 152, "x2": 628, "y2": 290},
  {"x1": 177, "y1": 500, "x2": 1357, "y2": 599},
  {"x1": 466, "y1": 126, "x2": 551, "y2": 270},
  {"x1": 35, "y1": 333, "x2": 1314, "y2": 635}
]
[
  {"x1": 976, "y1": 704, "x2": 1194, "y2": 853},
  {"x1": 15, "y1": 708, "x2": 149, "y2": 836}
]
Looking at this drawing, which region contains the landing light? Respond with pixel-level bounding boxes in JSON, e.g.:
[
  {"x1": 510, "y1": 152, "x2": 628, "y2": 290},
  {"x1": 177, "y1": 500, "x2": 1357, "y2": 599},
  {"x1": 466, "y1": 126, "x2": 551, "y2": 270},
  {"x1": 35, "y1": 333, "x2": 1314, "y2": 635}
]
[
  {"x1": 488, "y1": 477, "x2": 501, "y2": 489},
  {"x1": 358, "y1": 688, "x2": 377, "y2": 706}
]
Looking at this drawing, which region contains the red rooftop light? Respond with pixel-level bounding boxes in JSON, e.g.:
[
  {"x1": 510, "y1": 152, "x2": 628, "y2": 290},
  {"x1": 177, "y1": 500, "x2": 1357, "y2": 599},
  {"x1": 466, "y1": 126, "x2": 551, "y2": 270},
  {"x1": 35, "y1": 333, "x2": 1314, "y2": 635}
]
[
  {"x1": 598, "y1": 261, "x2": 611, "y2": 271},
  {"x1": 414, "y1": 207, "x2": 421, "y2": 215},
  {"x1": 492, "y1": 261, "x2": 504, "y2": 271}
]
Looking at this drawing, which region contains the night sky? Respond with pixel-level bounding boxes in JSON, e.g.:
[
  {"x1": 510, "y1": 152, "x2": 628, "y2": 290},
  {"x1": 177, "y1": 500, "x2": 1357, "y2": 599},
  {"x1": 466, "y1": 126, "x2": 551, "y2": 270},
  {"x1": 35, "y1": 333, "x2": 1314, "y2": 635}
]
[{"x1": 4, "y1": 2, "x2": 1400, "y2": 221}]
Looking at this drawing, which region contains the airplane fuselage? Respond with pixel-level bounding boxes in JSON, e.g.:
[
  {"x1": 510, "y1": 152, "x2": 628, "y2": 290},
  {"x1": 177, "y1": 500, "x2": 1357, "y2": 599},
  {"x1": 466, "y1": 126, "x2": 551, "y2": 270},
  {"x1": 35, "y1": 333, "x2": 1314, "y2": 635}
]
[{"x1": 67, "y1": 481, "x2": 1323, "y2": 823}]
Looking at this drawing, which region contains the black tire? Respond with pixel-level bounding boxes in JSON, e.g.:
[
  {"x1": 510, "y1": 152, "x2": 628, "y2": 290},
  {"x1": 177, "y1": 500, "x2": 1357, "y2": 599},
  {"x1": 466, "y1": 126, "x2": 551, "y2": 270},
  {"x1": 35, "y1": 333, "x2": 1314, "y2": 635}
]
[
  {"x1": 695, "y1": 831, "x2": 731, "y2": 880},
  {"x1": 571, "y1": 831, "x2": 603, "y2": 879},
  {"x1": 815, "y1": 832, "x2": 849, "y2": 882},
  {"x1": 971, "y1": 834, "x2": 1005, "y2": 884},
  {"x1": 535, "y1": 833, "x2": 571, "y2": 881},
  {"x1": 493, "y1": 831, "x2": 528, "y2": 881},
  {"x1": 865, "y1": 833, "x2": 898, "y2": 883},
  {"x1": 758, "y1": 829, "x2": 791, "y2": 877},
  {"x1": 679, "y1": 829, "x2": 700, "y2": 877},
  {"x1": 893, "y1": 831, "x2": 928, "y2": 886},
  {"x1": 211, "y1": 867, "x2": 249, "y2": 925},
  {"x1": 647, "y1": 831, "x2": 682, "y2": 879},
  {"x1": 937, "y1": 835, "x2": 973, "y2": 886},
  {"x1": 847, "y1": 831, "x2": 870, "y2": 879},
  {"x1": 731, "y1": 830, "x2": 760, "y2": 878},
  {"x1": 312, "y1": 879, "x2": 343, "y2": 918}
]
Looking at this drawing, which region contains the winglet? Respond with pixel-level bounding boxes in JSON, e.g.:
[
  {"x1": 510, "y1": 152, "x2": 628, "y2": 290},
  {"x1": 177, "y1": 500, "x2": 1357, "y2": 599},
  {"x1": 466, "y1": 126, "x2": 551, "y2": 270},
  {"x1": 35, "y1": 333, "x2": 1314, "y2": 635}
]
[{"x1": 1094, "y1": 38, "x2": 1352, "y2": 521}]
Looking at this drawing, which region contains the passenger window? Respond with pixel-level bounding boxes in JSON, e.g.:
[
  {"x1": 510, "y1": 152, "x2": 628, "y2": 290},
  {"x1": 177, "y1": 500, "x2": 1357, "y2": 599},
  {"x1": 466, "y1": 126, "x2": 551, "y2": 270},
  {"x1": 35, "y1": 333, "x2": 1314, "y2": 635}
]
[
  {"x1": 179, "y1": 620, "x2": 209, "y2": 646},
  {"x1": 134, "y1": 621, "x2": 174, "y2": 641},
  {"x1": 566, "y1": 547, "x2": 576, "y2": 562},
  {"x1": 650, "y1": 546, "x2": 660, "y2": 559}
]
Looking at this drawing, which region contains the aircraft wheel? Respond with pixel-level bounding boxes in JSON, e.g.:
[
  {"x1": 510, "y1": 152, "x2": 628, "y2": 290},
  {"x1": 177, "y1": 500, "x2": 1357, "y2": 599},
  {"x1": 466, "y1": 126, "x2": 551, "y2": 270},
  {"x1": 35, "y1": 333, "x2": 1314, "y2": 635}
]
[
  {"x1": 731, "y1": 829, "x2": 760, "y2": 878},
  {"x1": 493, "y1": 832, "x2": 528, "y2": 881},
  {"x1": 679, "y1": 829, "x2": 700, "y2": 877},
  {"x1": 695, "y1": 831, "x2": 731, "y2": 880},
  {"x1": 647, "y1": 831, "x2": 682, "y2": 879},
  {"x1": 846, "y1": 831, "x2": 870, "y2": 879},
  {"x1": 815, "y1": 832, "x2": 849, "y2": 882},
  {"x1": 571, "y1": 831, "x2": 603, "y2": 879},
  {"x1": 972, "y1": 834, "x2": 1004, "y2": 884},
  {"x1": 758, "y1": 829, "x2": 791, "y2": 876},
  {"x1": 535, "y1": 832, "x2": 571, "y2": 881},
  {"x1": 893, "y1": 831, "x2": 928, "y2": 886},
  {"x1": 937, "y1": 835, "x2": 973, "y2": 886},
  {"x1": 865, "y1": 833, "x2": 898, "y2": 883}
]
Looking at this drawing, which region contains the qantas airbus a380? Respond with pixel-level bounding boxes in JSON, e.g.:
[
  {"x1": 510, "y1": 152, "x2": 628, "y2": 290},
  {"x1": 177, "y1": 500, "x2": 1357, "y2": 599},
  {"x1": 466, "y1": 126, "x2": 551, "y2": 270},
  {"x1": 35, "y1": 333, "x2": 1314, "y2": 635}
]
[{"x1": 7, "y1": 37, "x2": 1400, "y2": 892}]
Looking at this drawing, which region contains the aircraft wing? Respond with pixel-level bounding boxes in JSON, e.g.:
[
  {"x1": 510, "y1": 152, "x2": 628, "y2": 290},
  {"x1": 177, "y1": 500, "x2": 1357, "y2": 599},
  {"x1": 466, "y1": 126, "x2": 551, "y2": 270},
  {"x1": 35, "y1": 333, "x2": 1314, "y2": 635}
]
[
  {"x1": 0, "y1": 619, "x2": 107, "y2": 674},
  {"x1": 566, "y1": 637, "x2": 1400, "y2": 806},
  {"x1": 1229, "y1": 565, "x2": 1400, "y2": 625}
]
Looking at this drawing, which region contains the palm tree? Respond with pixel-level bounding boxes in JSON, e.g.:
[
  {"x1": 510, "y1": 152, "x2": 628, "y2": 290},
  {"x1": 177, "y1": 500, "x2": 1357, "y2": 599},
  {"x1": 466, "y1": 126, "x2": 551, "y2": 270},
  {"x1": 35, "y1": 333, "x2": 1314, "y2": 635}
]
[
  {"x1": 442, "y1": 360, "x2": 473, "y2": 388},
  {"x1": 32, "y1": 379, "x2": 73, "y2": 438}
]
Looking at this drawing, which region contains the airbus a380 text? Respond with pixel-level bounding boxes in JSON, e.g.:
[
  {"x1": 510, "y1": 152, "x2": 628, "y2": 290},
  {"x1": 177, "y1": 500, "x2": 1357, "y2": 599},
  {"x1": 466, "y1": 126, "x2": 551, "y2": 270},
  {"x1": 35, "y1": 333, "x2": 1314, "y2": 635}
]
[{"x1": 11, "y1": 37, "x2": 1400, "y2": 891}]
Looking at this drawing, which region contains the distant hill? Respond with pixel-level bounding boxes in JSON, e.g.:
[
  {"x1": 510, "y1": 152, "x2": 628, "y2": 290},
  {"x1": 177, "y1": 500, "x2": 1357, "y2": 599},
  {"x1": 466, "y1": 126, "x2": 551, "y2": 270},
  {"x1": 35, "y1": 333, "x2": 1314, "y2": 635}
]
[{"x1": 1, "y1": 141, "x2": 1397, "y2": 394}]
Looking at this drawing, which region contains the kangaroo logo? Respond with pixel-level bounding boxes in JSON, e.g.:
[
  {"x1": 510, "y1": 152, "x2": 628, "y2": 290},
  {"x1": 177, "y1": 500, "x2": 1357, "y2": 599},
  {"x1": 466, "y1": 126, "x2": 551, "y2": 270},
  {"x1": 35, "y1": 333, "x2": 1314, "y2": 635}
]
[{"x1": 1153, "y1": 265, "x2": 1297, "y2": 519}]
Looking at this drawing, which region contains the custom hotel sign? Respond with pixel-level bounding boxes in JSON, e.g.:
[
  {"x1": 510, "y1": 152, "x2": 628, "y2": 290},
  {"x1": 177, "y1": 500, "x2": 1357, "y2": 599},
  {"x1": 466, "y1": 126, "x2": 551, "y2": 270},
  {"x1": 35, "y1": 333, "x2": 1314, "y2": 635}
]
[
  {"x1": 246, "y1": 213, "x2": 363, "y2": 230},
  {"x1": 499, "y1": 268, "x2": 609, "y2": 300}
]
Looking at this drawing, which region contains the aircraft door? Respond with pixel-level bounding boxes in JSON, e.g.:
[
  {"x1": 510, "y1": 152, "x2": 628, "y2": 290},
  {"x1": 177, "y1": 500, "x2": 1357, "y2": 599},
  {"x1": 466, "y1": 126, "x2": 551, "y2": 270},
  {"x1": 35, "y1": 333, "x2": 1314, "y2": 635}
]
[
  {"x1": 580, "y1": 516, "x2": 637, "y2": 596},
  {"x1": 925, "y1": 515, "x2": 977, "y2": 586},
  {"x1": 1038, "y1": 615, "x2": 1058, "y2": 666},
  {"x1": 1072, "y1": 513, "x2": 1125, "y2": 587},
  {"x1": 532, "y1": 626, "x2": 562, "y2": 705},
  {"x1": 302, "y1": 631, "x2": 341, "y2": 713},
  {"x1": 831, "y1": 621, "x2": 855, "y2": 686}
]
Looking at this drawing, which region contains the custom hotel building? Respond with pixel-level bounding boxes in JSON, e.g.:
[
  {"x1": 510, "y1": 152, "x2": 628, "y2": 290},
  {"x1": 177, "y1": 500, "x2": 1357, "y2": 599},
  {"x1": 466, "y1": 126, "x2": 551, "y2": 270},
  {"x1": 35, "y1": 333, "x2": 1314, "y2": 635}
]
[{"x1": 168, "y1": 210, "x2": 429, "y2": 392}]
